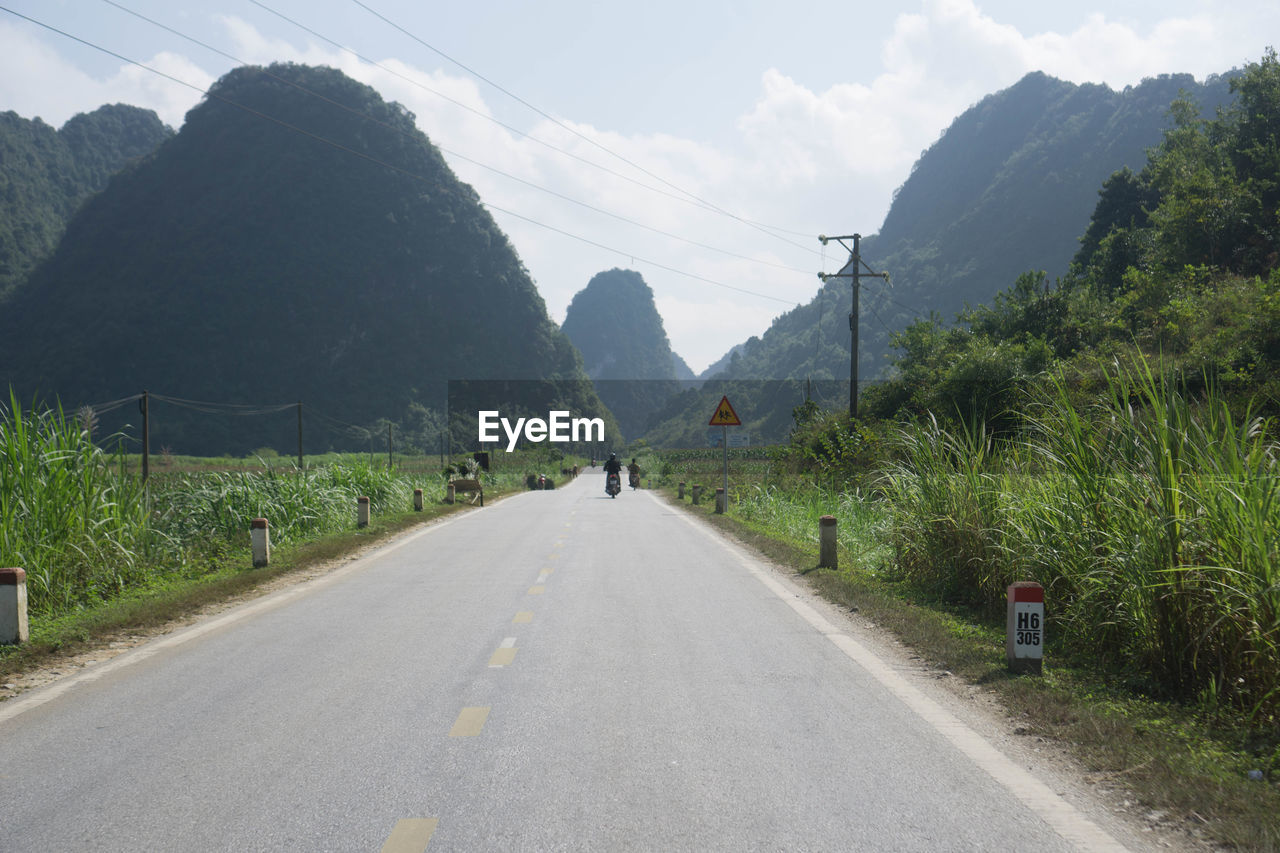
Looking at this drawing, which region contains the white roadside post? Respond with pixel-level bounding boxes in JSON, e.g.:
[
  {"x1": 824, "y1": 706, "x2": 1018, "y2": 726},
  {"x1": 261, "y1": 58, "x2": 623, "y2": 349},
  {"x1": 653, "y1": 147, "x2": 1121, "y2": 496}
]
[
  {"x1": 250, "y1": 518, "x2": 270, "y2": 568},
  {"x1": 1006, "y1": 581, "x2": 1044, "y2": 675},
  {"x1": 1, "y1": 567, "x2": 29, "y2": 645},
  {"x1": 414, "y1": 488, "x2": 424, "y2": 512},
  {"x1": 357, "y1": 496, "x2": 371, "y2": 528}
]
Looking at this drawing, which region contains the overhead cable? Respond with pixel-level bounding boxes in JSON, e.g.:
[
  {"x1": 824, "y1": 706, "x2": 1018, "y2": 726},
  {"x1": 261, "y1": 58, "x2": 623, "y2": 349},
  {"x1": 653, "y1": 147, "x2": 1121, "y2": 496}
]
[
  {"x1": 346, "y1": 0, "x2": 823, "y2": 257},
  {"x1": 1, "y1": 5, "x2": 799, "y2": 307}
]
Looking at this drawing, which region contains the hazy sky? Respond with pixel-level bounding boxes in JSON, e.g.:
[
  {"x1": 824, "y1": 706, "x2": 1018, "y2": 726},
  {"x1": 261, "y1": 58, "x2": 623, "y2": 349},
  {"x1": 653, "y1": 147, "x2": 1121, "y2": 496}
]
[{"x1": 2, "y1": 1, "x2": 1276, "y2": 372}]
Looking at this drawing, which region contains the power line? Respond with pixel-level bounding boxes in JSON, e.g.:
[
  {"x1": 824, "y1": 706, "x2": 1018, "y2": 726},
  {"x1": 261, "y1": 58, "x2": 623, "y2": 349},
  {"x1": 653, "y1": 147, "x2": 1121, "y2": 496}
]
[
  {"x1": 102, "y1": 0, "x2": 809, "y2": 276},
  {"x1": 1, "y1": 4, "x2": 803, "y2": 307},
  {"x1": 487, "y1": 202, "x2": 799, "y2": 306},
  {"x1": 345, "y1": 0, "x2": 823, "y2": 258},
  {"x1": 248, "y1": 1, "x2": 753, "y2": 223}
]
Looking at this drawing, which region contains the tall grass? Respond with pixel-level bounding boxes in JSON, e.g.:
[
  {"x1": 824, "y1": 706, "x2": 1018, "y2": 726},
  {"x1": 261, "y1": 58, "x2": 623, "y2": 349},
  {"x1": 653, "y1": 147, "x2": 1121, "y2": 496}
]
[
  {"x1": 734, "y1": 484, "x2": 890, "y2": 569},
  {"x1": 0, "y1": 395, "x2": 157, "y2": 615},
  {"x1": 879, "y1": 361, "x2": 1280, "y2": 714},
  {"x1": 0, "y1": 394, "x2": 453, "y2": 620},
  {"x1": 151, "y1": 459, "x2": 425, "y2": 547}
]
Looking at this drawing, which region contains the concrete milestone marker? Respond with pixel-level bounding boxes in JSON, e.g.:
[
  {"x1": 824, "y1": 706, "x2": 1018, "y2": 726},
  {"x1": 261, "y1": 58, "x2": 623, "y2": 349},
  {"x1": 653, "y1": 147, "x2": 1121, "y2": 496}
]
[
  {"x1": 1006, "y1": 581, "x2": 1044, "y2": 675},
  {"x1": 250, "y1": 518, "x2": 270, "y2": 568},
  {"x1": 818, "y1": 515, "x2": 838, "y2": 569},
  {"x1": 1, "y1": 567, "x2": 29, "y2": 645}
]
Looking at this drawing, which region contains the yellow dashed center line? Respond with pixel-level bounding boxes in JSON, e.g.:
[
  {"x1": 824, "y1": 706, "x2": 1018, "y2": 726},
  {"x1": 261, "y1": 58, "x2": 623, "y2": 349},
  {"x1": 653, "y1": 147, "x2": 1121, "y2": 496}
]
[
  {"x1": 449, "y1": 706, "x2": 490, "y2": 737},
  {"x1": 489, "y1": 637, "x2": 518, "y2": 667},
  {"x1": 513, "y1": 611, "x2": 533, "y2": 623},
  {"x1": 527, "y1": 585, "x2": 545, "y2": 595},
  {"x1": 380, "y1": 818, "x2": 438, "y2": 853}
]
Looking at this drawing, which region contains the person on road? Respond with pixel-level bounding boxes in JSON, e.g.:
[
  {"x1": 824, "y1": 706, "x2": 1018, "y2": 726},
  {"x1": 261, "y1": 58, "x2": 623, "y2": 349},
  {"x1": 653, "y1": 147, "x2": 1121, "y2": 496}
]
[
  {"x1": 627, "y1": 458, "x2": 641, "y2": 488},
  {"x1": 603, "y1": 453, "x2": 622, "y2": 479},
  {"x1": 603, "y1": 453, "x2": 623, "y2": 496}
]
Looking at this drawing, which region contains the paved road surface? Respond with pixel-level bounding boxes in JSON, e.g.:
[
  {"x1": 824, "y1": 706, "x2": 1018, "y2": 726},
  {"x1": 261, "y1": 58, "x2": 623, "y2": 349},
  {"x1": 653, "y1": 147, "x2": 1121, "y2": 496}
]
[{"x1": 0, "y1": 470, "x2": 1132, "y2": 851}]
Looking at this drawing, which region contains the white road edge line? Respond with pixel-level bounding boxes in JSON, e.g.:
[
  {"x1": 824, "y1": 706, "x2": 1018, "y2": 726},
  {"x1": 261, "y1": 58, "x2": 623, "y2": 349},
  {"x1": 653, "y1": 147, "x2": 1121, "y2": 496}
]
[
  {"x1": 0, "y1": 510, "x2": 475, "y2": 726},
  {"x1": 666, "y1": 497, "x2": 1128, "y2": 853}
]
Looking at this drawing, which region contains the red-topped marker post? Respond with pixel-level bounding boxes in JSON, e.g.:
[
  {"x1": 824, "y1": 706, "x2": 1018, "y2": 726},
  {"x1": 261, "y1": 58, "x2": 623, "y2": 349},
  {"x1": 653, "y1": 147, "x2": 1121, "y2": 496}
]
[{"x1": 1006, "y1": 581, "x2": 1044, "y2": 675}]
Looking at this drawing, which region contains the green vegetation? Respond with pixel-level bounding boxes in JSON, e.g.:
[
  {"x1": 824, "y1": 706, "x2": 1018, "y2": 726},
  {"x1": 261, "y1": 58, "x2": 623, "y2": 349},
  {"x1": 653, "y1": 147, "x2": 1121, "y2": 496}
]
[
  {"x1": 0, "y1": 393, "x2": 575, "y2": 635},
  {"x1": 0, "y1": 394, "x2": 155, "y2": 616},
  {"x1": 700, "y1": 69, "x2": 1234, "y2": 385},
  {"x1": 0, "y1": 104, "x2": 171, "y2": 302},
  {"x1": 0, "y1": 64, "x2": 607, "y2": 456}
]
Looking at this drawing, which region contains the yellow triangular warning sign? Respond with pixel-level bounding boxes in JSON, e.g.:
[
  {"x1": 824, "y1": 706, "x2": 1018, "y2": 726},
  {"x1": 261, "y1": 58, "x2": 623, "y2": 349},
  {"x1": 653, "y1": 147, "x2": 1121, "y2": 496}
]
[{"x1": 708, "y1": 395, "x2": 742, "y2": 426}]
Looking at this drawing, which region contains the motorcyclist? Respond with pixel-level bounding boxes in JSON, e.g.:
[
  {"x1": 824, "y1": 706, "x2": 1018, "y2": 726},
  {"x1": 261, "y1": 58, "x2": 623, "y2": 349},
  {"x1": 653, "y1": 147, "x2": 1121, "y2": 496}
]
[
  {"x1": 603, "y1": 453, "x2": 622, "y2": 493},
  {"x1": 627, "y1": 458, "x2": 641, "y2": 488}
]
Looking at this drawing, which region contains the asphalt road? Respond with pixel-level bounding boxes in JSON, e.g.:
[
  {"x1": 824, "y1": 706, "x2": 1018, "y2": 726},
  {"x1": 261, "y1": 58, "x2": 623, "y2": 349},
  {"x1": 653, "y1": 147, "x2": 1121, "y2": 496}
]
[{"x1": 0, "y1": 469, "x2": 1132, "y2": 851}]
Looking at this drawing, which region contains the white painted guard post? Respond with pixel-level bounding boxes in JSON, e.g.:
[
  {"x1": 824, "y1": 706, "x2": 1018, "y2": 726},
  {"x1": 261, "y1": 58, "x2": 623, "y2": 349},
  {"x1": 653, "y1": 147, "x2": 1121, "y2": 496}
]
[
  {"x1": 691, "y1": 484, "x2": 702, "y2": 505},
  {"x1": 414, "y1": 488, "x2": 424, "y2": 511},
  {"x1": 250, "y1": 518, "x2": 270, "y2": 568},
  {"x1": 1007, "y1": 581, "x2": 1044, "y2": 675},
  {"x1": 1, "y1": 567, "x2": 29, "y2": 645},
  {"x1": 358, "y1": 496, "x2": 371, "y2": 528},
  {"x1": 715, "y1": 487, "x2": 726, "y2": 514},
  {"x1": 819, "y1": 515, "x2": 838, "y2": 569},
  {"x1": 678, "y1": 482, "x2": 686, "y2": 499}
]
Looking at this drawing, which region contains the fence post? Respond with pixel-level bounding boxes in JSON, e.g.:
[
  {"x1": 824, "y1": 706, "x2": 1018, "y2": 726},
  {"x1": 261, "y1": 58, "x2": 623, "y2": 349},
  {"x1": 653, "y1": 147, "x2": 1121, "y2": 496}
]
[
  {"x1": 819, "y1": 515, "x2": 838, "y2": 569},
  {"x1": 358, "y1": 496, "x2": 370, "y2": 528},
  {"x1": 250, "y1": 518, "x2": 270, "y2": 568},
  {"x1": 715, "y1": 487, "x2": 726, "y2": 514},
  {"x1": 691, "y1": 484, "x2": 702, "y2": 505},
  {"x1": 414, "y1": 488, "x2": 424, "y2": 512},
  {"x1": 1, "y1": 568, "x2": 29, "y2": 645},
  {"x1": 678, "y1": 482, "x2": 686, "y2": 499}
]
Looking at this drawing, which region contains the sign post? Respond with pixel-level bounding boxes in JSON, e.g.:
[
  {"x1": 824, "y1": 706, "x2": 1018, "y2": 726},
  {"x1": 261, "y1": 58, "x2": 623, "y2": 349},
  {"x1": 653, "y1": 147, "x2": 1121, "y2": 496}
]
[
  {"x1": 1006, "y1": 582, "x2": 1044, "y2": 675},
  {"x1": 708, "y1": 396, "x2": 742, "y2": 514}
]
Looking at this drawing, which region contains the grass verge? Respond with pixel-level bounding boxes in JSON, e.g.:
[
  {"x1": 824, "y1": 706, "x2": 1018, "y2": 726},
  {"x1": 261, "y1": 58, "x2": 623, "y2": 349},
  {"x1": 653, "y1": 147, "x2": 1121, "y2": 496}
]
[{"x1": 659, "y1": 485, "x2": 1280, "y2": 851}]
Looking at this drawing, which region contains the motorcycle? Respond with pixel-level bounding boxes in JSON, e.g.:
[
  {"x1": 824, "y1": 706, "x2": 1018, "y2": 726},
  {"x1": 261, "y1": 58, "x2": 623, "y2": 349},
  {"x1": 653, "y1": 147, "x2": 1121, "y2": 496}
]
[
  {"x1": 605, "y1": 471, "x2": 621, "y2": 498},
  {"x1": 628, "y1": 471, "x2": 640, "y2": 490}
]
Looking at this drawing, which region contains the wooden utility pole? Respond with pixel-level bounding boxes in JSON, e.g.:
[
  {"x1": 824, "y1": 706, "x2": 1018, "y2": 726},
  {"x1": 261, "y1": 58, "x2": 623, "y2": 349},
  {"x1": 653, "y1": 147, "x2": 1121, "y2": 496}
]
[
  {"x1": 140, "y1": 390, "x2": 150, "y2": 482},
  {"x1": 818, "y1": 234, "x2": 888, "y2": 421},
  {"x1": 296, "y1": 402, "x2": 304, "y2": 471}
]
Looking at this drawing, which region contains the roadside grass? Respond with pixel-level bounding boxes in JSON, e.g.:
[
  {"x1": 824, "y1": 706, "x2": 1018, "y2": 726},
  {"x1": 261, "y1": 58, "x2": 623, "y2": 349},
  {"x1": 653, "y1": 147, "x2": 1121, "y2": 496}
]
[
  {"x1": 0, "y1": 493, "x2": 469, "y2": 681},
  {"x1": 655, "y1": 472, "x2": 1280, "y2": 851},
  {"x1": 0, "y1": 431, "x2": 570, "y2": 682}
]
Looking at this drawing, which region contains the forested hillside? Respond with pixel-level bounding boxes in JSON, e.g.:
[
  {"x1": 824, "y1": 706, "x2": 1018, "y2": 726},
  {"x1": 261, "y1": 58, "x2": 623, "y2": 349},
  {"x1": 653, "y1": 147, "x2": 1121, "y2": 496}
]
[
  {"x1": 0, "y1": 63, "x2": 614, "y2": 456},
  {"x1": 0, "y1": 104, "x2": 171, "y2": 300},
  {"x1": 703, "y1": 69, "x2": 1234, "y2": 382},
  {"x1": 866, "y1": 48, "x2": 1280, "y2": 424}
]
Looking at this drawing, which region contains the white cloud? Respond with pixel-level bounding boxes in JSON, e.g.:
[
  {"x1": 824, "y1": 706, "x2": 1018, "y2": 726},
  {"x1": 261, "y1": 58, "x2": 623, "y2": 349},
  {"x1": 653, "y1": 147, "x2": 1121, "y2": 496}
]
[{"x1": 3, "y1": 2, "x2": 1277, "y2": 373}]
